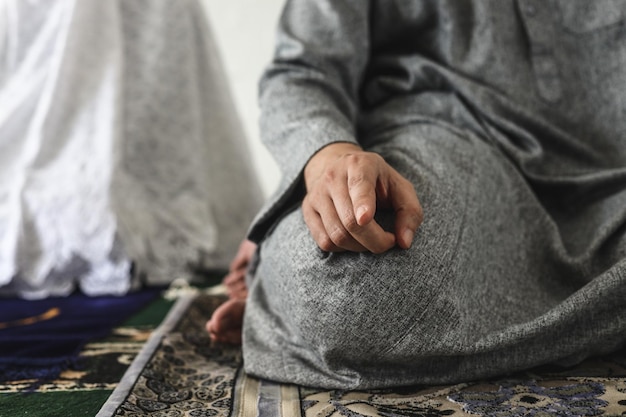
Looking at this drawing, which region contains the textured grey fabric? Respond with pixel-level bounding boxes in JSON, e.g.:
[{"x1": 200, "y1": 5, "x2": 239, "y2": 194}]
[{"x1": 243, "y1": 0, "x2": 626, "y2": 389}]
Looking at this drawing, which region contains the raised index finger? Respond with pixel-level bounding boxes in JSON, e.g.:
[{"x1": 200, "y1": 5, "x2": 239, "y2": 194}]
[
  {"x1": 339, "y1": 156, "x2": 395, "y2": 253},
  {"x1": 345, "y1": 154, "x2": 379, "y2": 227}
]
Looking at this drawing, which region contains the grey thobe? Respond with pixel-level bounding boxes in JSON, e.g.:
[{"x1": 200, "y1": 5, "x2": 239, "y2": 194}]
[{"x1": 243, "y1": 0, "x2": 626, "y2": 389}]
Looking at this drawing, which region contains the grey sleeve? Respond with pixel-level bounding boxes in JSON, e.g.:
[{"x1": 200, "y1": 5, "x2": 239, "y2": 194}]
[{"x1": 249, "y1": 0, "x2": 371, "y2": 241}]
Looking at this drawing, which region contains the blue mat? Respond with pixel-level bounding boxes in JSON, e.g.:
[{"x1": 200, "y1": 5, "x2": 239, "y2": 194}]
[{"x1": 0, "y1": 289, "x2": 160, "y2": 384}]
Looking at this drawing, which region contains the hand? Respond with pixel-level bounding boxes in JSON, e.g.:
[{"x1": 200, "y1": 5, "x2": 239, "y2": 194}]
[
  {"x1": 303, "y1": 142, "x2": 423, "y2": 253},
  {"x1": 222, "y1": 239, "x2": 257, "y2": 300}
]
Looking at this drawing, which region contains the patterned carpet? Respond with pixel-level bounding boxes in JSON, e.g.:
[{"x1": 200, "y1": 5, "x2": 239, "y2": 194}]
[
  {"x1": 0, "y1": 325, "x2": 152, "y2": 394},
  {"x1": 98, "y1": 293, "x2": 626, "y2": 417},
  {"x1": 0, "y1": 293, "x2": 176, "y2": 417},
  {"x1": 0, "y1": 289, "x2": 160, "y2": 387}
]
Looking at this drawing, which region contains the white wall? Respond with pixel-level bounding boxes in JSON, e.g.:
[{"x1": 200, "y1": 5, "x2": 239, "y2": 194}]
[{"x1": 201, "y1": 0, "x2": 285, "y2": 198}]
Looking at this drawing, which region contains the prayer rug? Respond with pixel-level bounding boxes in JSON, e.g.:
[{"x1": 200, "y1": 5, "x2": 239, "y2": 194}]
[
  {"x1": 0, "y1": 289, "x2": 160, "y2": 385},
  {"x1": 98, "y1": 293, "x2": 626, "y2": 417},
  {"x1": 0, "y1": 294, "x2": 178, "y2": 417}
]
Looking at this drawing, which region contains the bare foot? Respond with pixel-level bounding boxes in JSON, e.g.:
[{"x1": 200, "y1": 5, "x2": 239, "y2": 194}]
[
  {"x1": 223, "y1": 240, "x2": 257, "y2": 300},
  {"x1": 206, "y1": 239, "x2": 256, "y2": 344},
  {"x1": 206, "y1": 298, "x2": 246, "y2": 345}
]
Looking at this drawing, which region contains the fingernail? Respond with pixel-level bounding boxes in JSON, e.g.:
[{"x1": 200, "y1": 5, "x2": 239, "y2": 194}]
[{"x1": 403, "y1": 229, "x2": 414, "y2": 247}]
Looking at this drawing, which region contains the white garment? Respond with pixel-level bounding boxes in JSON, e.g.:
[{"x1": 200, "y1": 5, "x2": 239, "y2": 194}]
[{"x1": 0, "y1": 0, "x2": 262, "y2": 298}]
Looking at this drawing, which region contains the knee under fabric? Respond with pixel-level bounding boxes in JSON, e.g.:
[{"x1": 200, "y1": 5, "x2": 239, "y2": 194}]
[{"x1": 242, "y1": 124, "x2": 626, "y2": 389}]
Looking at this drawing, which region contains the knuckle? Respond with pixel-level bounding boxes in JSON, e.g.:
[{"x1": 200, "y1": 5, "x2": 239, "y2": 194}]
[
  {"x1": 373, "y1": 238, "x2": 395, "y2": 254},
  {"x1": 369, "y1": 240, "x2": 390, "y2": 255},
  {"x1": 397, "y1": 176, "x2": 416, "y2": 192},
  {"x1": 403, "y1": 208, "x2": 424, "y2": 227},
  {"x1": 346, "y1": 152, "x2": 379, "y2": 169},
  {"x1": 342, "y1": 214, "x2": 360, "y2": 232},
  {"x1": 344, "y1": 153, "x2": 361, "y2": 164},
  {"x1": 370, "y1": 246, "x2": 386, "y2": 255},
  {"x1": 323, "y1": 168, "x2": 338, "y2": 182},
  {"x1": 346, "y1": 151, "x2": 381, "y2": 167},
  {"x1": 415, "y1": 204, "x2": 424, "y2": 223},
  {"x1": 405, "y1": 199, "x2": 423, "y2": 218},
  {"x1": 372, "y1": 152, "x2": 385, "y2": 164},
  {"x1": 317, "y1": 235, "x2": 335, "y2": 252},
  {"x1": 366, "y1": 152, "x2": 384, "y2": 166},
  {"x1": 399, "y1": 203, "x2": 422, "y2": 220},
  {"x1": 304, "y1": 188, "x2": 322, "y2": 202},
  {"x1": 399, "y1": 176, "x2": 413, "y2": 187},
  {"x1": 328, "y1": 227, "x2": 350, "y2": 246}
]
